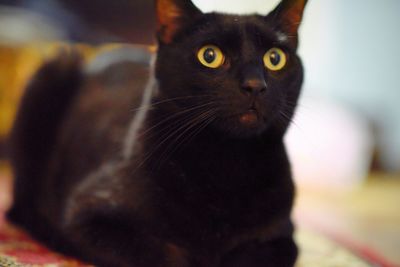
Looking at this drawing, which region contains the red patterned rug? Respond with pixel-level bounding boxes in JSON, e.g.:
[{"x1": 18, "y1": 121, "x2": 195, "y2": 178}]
[{"x1": 0, "y1": 218, "x2": 90, "y2": 267}]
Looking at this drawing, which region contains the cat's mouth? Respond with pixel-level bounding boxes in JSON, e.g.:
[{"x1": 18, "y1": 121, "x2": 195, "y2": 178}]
[
  {"x1": 216, "y1": 105, "x2": 268, "y2": 138},
  {"x1": 239, "y1": 109, "x2": 259, "y2": 125}
]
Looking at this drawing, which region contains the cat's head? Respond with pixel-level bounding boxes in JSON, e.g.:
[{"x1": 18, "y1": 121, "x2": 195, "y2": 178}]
[{"x1": 154, "y1": 0, "x2": 308, "y2": 139}]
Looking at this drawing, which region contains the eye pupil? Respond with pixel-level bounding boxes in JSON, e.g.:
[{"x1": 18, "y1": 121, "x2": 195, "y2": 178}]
[
  {"x1": 270, "y1": 51, "x2": 281, "y2": 66},
  {"x1": 203, "y1": 48, "x2": 216, "y2": 63}
]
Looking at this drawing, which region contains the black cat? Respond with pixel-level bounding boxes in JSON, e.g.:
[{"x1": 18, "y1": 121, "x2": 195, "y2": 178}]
[{"x1": 7, "y1": 0, "x2": 308, "y2": 266}]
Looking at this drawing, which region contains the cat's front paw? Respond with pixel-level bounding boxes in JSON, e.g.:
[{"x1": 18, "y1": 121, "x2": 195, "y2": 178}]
[
  {"x1": 220, "y1": 237, "x2": 298, "y2": 267},
  {"x1": 164, "y1": 243, "x2": 191, "y2": 267}
]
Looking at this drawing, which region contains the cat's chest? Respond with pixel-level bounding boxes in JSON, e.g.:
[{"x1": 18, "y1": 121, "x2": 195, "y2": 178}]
[
  {"x1": 153, "y1": 148, "x2": 291, "y2": 226},
  {"x1": 156, "y1": 148, "x2": 270, "y2": 200}
]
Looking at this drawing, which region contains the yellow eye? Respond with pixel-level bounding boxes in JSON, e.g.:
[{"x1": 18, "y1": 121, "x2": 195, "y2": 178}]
[
  {"x1": 197, "y1": 45, "x2": 225, "y2": 69},
  {"x1": 263, "y1": 48, "x2": 287, "y2": 71}
]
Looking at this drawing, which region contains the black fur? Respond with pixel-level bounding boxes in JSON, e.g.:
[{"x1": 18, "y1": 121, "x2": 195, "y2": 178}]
[{"x1": 7, "y1": 0, "x2": 308, "y2": 266}]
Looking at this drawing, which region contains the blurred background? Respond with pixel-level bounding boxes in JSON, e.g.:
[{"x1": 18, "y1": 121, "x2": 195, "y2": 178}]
[{"x1": 0, "y1": 0, "x2": 399, "y2": 265}]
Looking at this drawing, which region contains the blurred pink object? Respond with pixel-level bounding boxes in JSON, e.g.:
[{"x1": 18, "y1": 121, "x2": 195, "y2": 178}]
[{"x1": 285, "y1": 98, "x2": 374, "y2": 188}]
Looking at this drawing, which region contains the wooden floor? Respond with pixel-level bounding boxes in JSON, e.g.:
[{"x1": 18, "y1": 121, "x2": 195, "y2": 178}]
[{"x1": 1, "y1": 162, "x2": 399, "y2": 265}]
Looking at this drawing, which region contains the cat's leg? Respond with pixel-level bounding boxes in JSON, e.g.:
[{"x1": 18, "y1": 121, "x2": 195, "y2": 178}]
[
  {"x1": 63, "y1": 207, "x2": 193, "y2": 267},
  {"x1": 64, "y1": 212, "x2": 162, "y2": 267},
  {"x1": 61, "y1": 162, "x2": 191, "y2": 267}
]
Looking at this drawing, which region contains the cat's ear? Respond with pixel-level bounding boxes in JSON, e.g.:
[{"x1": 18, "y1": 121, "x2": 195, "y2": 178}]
[
  {"x1": 155, "y1": 0, "x2": 202, "y2": 44},
  {"x1": 269, "y1": 0, "x2": 308, "y2": 40}
]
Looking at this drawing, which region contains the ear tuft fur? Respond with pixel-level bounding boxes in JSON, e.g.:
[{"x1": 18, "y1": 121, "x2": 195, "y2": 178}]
[
  {"x1": 156, "y1": 0, "x2": 202, "y2": 44},
  {"x1": 271, "y1": 0, "x2": 308, "y2": 37}
]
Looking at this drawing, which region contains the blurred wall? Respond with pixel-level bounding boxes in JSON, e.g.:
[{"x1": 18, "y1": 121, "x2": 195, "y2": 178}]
[{"x1": 318, "y1": 0, "x2": 400, "y2": 172}]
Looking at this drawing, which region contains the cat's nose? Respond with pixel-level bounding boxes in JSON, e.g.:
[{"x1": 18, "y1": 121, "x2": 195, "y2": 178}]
[
  {"x1": 241, "y1": 79, "x2": 267, "y2": 95},
  {"x1": 241, "y1": 68, "x2": 267, "y2": 96}
]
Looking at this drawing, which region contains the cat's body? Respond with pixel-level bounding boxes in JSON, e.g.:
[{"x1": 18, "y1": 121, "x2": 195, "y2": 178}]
[{"x1": 7, "y1": 0, "x2": 308, "y2": 266}]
